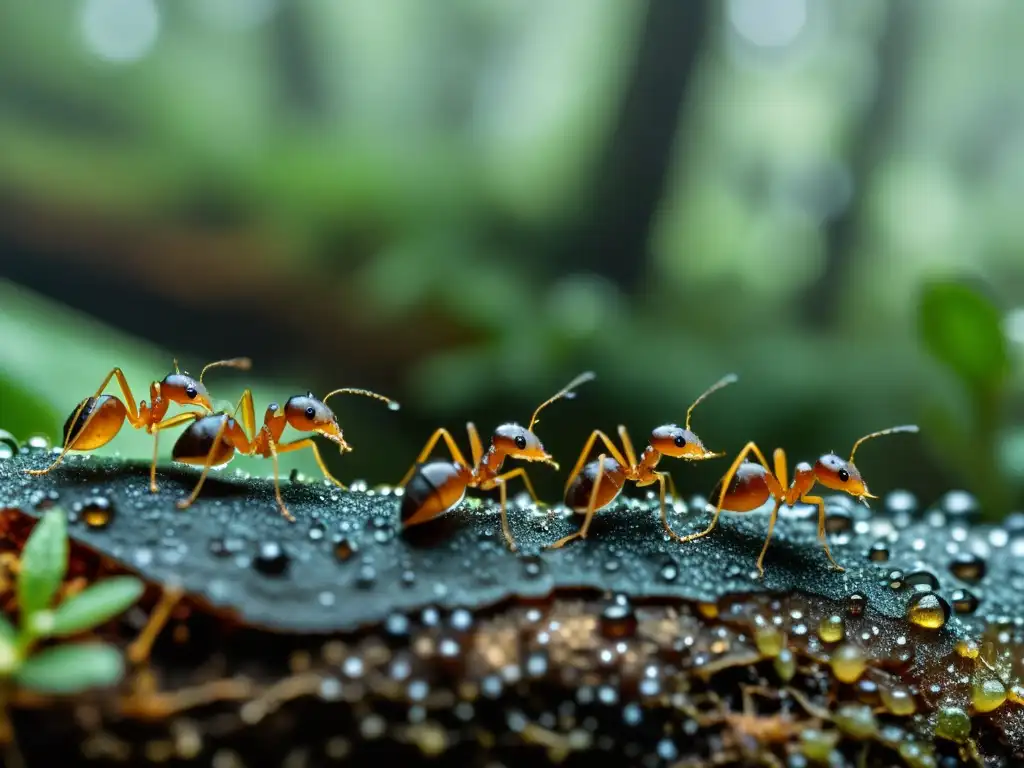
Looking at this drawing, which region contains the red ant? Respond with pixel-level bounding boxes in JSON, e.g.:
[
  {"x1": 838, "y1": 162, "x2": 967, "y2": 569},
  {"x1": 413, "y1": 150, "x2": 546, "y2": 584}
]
[
  {"x1": 545, "y1": 373, "x2": 737, "y2": 550},
  {"x1": 172, "y1": 386, "x2": 399, "y2": 521},
  {"x1": 26, "y1": 357, "x2": 251, "y2": 492},
  {"x1": 679, "y1": 425, "x2": 920, "y2": 576},
  {"x1": 398, "y1": 371, "x2": 595, "y2": 550}
]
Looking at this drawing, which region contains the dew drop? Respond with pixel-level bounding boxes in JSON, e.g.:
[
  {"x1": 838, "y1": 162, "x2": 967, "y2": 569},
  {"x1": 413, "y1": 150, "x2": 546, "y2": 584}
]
[
  {"x1": 971, "y1": 676, "x2": 1006, "y2": 713},
  {"x1": 308, "y1": 521, "x2": 326, "y2": 541},
  {"x1": 846, "y1": 592, "x2": 867, "y2": 617},
  {"x1": 334, "y1": 536, "x2": 358, "y2": 562},
  {"x1": 904, "y1": 570, "x2": 940, "y2": 593},
  {"x1": 886, "y1": 569, "x2": 905, "y2": 590},
  {"x1": 830, "y1": 644, "x2": 867, "y2": 683},
  {"x1": 600, "y1": 595, "x2": 636, "y2": 640},
  {"x1": 818, "y1": 615, "x2": 845, "y2": 644},
  {"x1": 253, "y1": 541, "x2": 289, "y2": 576},
  {"x1": 755, "y1": 627, "x2": 784, "y2": 658},
  {"x1": 658, "y1": 561, "x2": 678, "y2": 583},
  {"x1": 906, "y1": 592, "x2": 949, "y2": 629},
  {"x1": 880, "y1": 684, "x2": 916, "y2": 716},
  {"x1": 949, "y1": 552, "x2": 986, "y2": 583},
  {"x1": 25, "y1": 434, "x2": 51, "y2": 451},
  {"x1": 799, "y1": 729, "x2": 838, "y2": 763},
  {"x1": 950, "y1": 588, "x2": 979, "y2": 615},
  {"x1": 955, "y1": 638, "x2": 979, "y2": 659},
  {"x1": 356, "y1": 564, "x2": 377, "y2": 588},
  {"x1": 521, "y1": 556, "x2": 543, "y2": 579},
  {"x1": 773, "y1": 647, "x2": 796, "y2": 682},
  {"x1": 77, "y1": 496, "x2": 114, "y2": 529},
  {"x1": 833, "y1": 703, "x2": 876, "y2": 740},
  {"x1": 934, "y1": 706, "x2": 971, "y2": 743},
  {"x1": 868, "y1": 541, "x2": 890, "y2": 562}
]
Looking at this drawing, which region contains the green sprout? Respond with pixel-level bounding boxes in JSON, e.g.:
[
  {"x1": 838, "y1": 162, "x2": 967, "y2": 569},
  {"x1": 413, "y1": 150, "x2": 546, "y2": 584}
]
[{"x1": 0, "y1": 508, "x2": 144, "y2": 694}]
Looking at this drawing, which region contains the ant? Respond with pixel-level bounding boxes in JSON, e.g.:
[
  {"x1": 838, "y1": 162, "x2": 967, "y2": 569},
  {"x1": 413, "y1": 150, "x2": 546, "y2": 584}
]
[
  {"x1": 398, "y1": 371, "x2": 595, "y2": 550},
  {"x1": 545, "y1": 373, "x2": 738, "y2": 550},
  {"x1": 678, "y1": 425, "x2": 920, "y2": 577},
  {"x1": 172, "y1": 386, "x2": 399, "y2": 521},
  {"x1": 26, "y1": 357, "x2": 251, "y2": 492}
]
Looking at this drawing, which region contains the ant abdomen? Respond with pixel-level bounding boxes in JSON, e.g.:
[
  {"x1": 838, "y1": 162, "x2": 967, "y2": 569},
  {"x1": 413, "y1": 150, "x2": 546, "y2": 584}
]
[
  {"x1": 709, "y1": 461, "x2": 771, "y2": 512},
  {"x1": 172, "y1": 414, "x2": 237, "y2": 468},
  {"x1": 63, "y1": 395, "x2": 127, "y2": 451},
  {"x1": 565, "y1": 456, "x2": 626, "y2": 512},
  {"x1": 401, "y1": 461, "x2": 470, "y2": 527}
]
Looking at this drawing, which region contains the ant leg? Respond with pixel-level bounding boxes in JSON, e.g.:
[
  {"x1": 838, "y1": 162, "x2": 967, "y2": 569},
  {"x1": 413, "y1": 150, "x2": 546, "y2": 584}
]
[
  {"x1": 773, "y1": 447, "x2": 789, "y2": 491},
  {"x1": 27, "y1": 367, "x2": 143, "y2": 476},
  {"x1": 562, "y1": 430, "x2": 629, "y2": 497},
  {"x1": 176, "y1": 418, "x2": 230, "y2": 511},
  {"x1": 267, "y1": 440, "x2": 295, "y2": 522},
  {"x1": 485, "y1": 466, "x2": 544, "y2": 548},
  {"x1": 755, "y1": 500, "x2": 783, "y2": 578},
  {"x1": 467, "y1": 422, "x2": 484, "y2": 468},
  {"x1": 147, "y1": 413, "x2": 201, "y2": 493},
  {"x1": 546, "y1": 453, "x2": 606, "y2": 550},
  {"x1": 656, "y1": 472, "x2": 684, "y2": 541},
  {"x1": 127, "y1": 583, "x2": 184, "y2": 665},
  {"x1": 398, "y1": 429, "x2": 469, "y2": 488},
  {"x1": 678, "y1": 441, "x2": 777, "y2": 544},
  {"x1": 270, "y1": 437, "x2": 348, "y2": 522},
  {"x1": 801, "y1": 494, "x2": 845, "y2": 572},
  {"x1": 617, "y1": 425, "x2": 638, "y2": 469}
]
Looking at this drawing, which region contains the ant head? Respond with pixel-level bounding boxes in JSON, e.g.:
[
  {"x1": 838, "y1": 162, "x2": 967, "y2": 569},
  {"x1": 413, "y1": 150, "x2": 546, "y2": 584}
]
[
  {"x1": 161, "y1": 357, "x2": 252, "y2": 413},
  {"x1": 493, "y1": 423, "x2": 557, "y2": 469},
  {"x1": 284, "y1": 393, "x2": 350, "y2": 451},
  {"x1": 160, "y1": 373, "x2": 213, "y2": 412},
  {"x1": 814, "y1": 454, "x2": 870, "y2": 500},
  {"x1": 650, "y1": 424, "x2": 724, "y2": 460},
  {"x1": 815, "y1": 424, "x2": 920, "y2": 507}
]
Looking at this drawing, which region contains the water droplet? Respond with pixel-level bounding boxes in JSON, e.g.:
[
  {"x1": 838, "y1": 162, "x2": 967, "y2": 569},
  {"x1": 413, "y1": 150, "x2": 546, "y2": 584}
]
[
  {"x1": 934, "y1": 706, "x2": 971, "y2": 743},
  {"x1": 333, "y1": 536, "x2": 358, "y2": 562},
  {"x1": 854, "y1": 678, "x2": 880, "y2": 706},
  {"x1": 949, "y1": 552, "x2": 986, "y2": 583},
  {"x1": 658, "y1": 561, "x2": 678, "y2": 582},
  {"x1": 77, "y1": 496, "x2": 114, "y2": 528},
  {"x1": 754, "y1": 626, "x2": 784, "y2": 657},
  {"x1": 773, "y1": 648, "x2": 796, "y2": 681},
  {"x1": 308, "y1": 521, "x2": 325, "y2": 541},
  {"x1": 830, "y1": 644, "x2": 867, "y2": 683},
  {"x1": 603, "y1": 558, "x2": 620, "y2": 573},
  {"x1": 525, "y1": 650, "x2": 548, "y2": 678},
  {"x1": 356, "y1": 564, "x2": 376, "y2": 588},
  {"x1": 971, "y1": 676, "x2": 1006, "y2": 713},
  {"x1": 825, "y1": 508, "x2": 853, "y2": 533},
  {"x1": 950, "y1": 588, "x2": 979, "y2": 615},
  {"x1": 904, "y1": 570, "x2": 940, "y2": 592},
  {"x1": 868, "y1": 541, "x2": 890, "y2": 562},
  {"x1": 600, "y1": 595, "x2": 636, "y2": 639},
  {"x1": 906, "y1": 592, "x2": 949, "y2": 629},
  {"x1": 25, "y1": 434, "x2": 51, "y2": 451},
  {"x1": 833, "y1": 703, "x2": 876, "y2": 740},
  {"x1": 846, "y1": 592, "x2": 867, "y2": 617},
  {"x1": 253, "y1": 541, "x2": 289, "y2": 576},
  {"x1": 955, "y1": 638, "x2": 979, "y2": 659},
  {"x1": 521, "y1": 556, "x2": 543, "y2": 579},
  {"x1": 941, "y1": 491, "x2": 978, "y2": 520},
  {"x1": 886, "y1": 569, "x2": 905, "y2": 590},
  {"x1": 209, "y1": 537, "x2": 243, "y2": 557},
  {"x1": 401, "y1": 569, "x2": 416, "y2": 587},
  {"x1": 385, "y1": 613, "x2": 409, "y2": 637},
  {"x1": 880, "y1": 684, "x2": 916, "y2": 716},
  {"x1": 799, "y1": 728, "x2": 838, "y2": 763},
  {"x1": 818, "y1": 615, "x2": 844, "y2": 644}
]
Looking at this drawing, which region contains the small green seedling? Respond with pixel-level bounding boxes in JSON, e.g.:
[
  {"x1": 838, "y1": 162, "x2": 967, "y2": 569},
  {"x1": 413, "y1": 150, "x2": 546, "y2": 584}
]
[{"x1": 0, "y1": 508, "x2": 144, "y2": 694}]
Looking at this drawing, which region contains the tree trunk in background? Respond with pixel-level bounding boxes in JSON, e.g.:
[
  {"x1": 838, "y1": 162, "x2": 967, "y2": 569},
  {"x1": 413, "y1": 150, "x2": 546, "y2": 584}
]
[{"x1": 554, "y1": 0, "x2": 711, "y2": 295}]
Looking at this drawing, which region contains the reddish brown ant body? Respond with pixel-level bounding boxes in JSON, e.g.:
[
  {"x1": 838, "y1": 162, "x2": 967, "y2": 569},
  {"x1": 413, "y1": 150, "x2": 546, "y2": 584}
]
[
  {"x1": 680, "y1": 425, "x2": 919, "y2": 576},
  {"x1": 546, "y1": 373, "x2": 737, "y2": 550},
  {"x1": 26, "y1": 357, "x2": 251, "y2": 492},
  {"x1": 172, "y1": 387, "x2": 399, "y2": 521},
  {"x1": 398, "y1": 371, "x2": 595, "y2": 550}
]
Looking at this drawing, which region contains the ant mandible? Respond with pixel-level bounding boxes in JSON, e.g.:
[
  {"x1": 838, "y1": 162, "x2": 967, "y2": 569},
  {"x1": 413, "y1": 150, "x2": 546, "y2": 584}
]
[
  {"x1": 679, "y1": 425, "x2": 920, "y2": 577},
  {"x1": 398, "y1": 371, "x2": 595, "y2": 550},
  {"x1": 545, "y1": 373, "x2": 738, "y2": 550},
  {"x1": 25, "y1": 357, "x2": 251, "y2": 492},
  {"x1": 172, "y1": 386, "x2": 399, "y2": 521}
]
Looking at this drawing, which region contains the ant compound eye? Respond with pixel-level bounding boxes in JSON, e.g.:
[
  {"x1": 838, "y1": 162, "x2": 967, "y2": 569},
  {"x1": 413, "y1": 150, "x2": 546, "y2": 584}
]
[
  {"x1": 514, "y1": 435, "x2": 527, "y2": 450},
  {"x1": 305, "y1": 406, "x2": 316, "y2": 419},
  {"x1": 185, "y1": 386, "x2": 198, "y2": 399},
  {"x1": 674, "y1": 434, "x2": 687, "y2": 448},
  {"x1": 838, "y1": 468, "x2": 850, "y2": 482}
]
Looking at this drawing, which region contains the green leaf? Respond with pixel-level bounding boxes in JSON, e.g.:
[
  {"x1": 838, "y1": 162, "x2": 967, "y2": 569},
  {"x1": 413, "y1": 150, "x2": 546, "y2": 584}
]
[
  {"x1": 0, "y1": 613, "x2": 15, "y2": 644},
  {"x1": 0, "y1": 372, "x2": 60, "y2": 448},
  {"x1": 14, "y1": 644, "x2": 125, "y2": 694},
  {"x1": 17, "y1": 508, "x2": 68, "y2": 619},
  {"x1": 919, "y1": 281, "x2": 1010, "y2": 390},
  {"x1": 50, "y1": 577, "x2": 144, "y2": 637}
]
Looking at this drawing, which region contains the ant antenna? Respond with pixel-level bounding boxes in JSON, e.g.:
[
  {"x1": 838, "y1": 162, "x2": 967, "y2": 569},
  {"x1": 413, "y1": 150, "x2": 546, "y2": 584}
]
[
  {"x1": 173, "y1": 359, "x2": 181, "y2": 374},
  {"x1": 684, "y1": 373, "x2": 738, "y2": 430},
  {"x1": 199, "y1": 357, "x2": 252, "y2": 383},
  {"x1": 324, "y1": 388, "x2": 401, "y2": 411},
  {"x1": 528, "y1": 371, "x2": 596, "y2": 431},
  {"x1": 848, "y1": 424, "x2": 919, "y2": 464}
]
